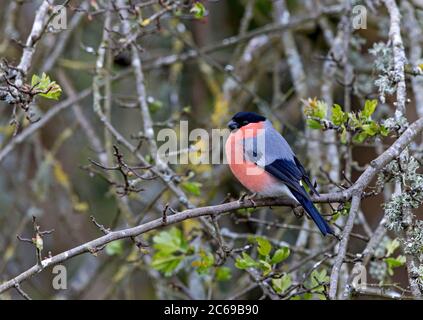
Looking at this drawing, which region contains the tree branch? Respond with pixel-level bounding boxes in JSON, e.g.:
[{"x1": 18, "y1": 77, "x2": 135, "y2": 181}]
[{"x1": 1, "y1": 114, "x2": 422, "y2": 294}]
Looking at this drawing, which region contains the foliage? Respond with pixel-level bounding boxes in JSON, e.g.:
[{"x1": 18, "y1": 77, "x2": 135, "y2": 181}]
[
  {"x1": 31, "y1": 73, "x2": 62, "y2": 100},
  {"x1": 190, "y1": 2, "x2": 206, "y2": 19},
  {"x1": 304, "y1": 98, "x2": 389, "y2": 144},
  {"x1": 369, "y1": 237, "x2": 407, "y2": 282}
]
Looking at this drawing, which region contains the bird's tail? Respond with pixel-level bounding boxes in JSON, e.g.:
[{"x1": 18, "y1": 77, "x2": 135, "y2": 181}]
[{"x1": 291, "y1": 190, "x2": 333, "y2": 236}]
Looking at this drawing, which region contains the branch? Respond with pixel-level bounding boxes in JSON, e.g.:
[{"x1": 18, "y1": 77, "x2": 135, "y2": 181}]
[
  {"x1": 142, "y1": 5, "x2": 343, "y2": 71},
  {"x1": 15, "y1": 0, "x2": 52, "y2": 84},
  {"x1": 328, "y1": 194, "x2": 361, "y2": 300},
  {"x1": 383, "y1": 0, "x2": 407, "y2": 119},
  {"x1": 0, "y1": 69, "x2": 132, "y2": 164},
  {"x1": 1, "y1": 113, "x2": 422, "y2": 295},
  {"x1": 118, "y1": 0, "x2": 166, "y2": 171}
]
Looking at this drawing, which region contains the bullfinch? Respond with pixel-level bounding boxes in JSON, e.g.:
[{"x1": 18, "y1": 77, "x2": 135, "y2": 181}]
[{"x1": 225, "y1": 111, "x2": 333, "y2": 236}]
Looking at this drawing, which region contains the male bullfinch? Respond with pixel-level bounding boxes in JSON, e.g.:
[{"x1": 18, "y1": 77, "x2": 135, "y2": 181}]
[{"x1": 225, "y1": 111, "x2": 334, "y2": 236}]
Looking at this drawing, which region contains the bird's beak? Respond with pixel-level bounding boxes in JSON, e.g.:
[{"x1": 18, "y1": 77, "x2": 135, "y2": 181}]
[{"x1": 227, "y1": 120, "x2": 239, "y2": 131}]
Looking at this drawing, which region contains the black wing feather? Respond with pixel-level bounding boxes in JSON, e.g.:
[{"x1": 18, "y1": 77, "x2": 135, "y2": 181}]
[
  {"x1": 293, "y1": 156, "x2": 319, "y2": 196},
  {"x1": 264, "y1": 159, "x2": 310, "y2": 199}
]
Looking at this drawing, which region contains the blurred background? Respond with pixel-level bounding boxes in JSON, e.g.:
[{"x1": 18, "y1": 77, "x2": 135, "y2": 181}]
[{"x1": 0, "y1": 0, "x2": 422, "y2": 299}]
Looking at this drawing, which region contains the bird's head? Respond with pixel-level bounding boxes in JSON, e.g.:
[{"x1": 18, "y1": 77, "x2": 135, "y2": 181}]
[{"x1": 227, "y1": 112, "x2": 266, "y2": 132}]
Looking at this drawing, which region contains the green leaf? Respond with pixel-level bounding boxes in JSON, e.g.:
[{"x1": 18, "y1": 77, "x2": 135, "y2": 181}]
[
  {"x1": 31, "y1": 73, "x2": 62, "y2": 100},
  {"x1": 192, "y1": 250, "x2": 215, "y2": 274},
  {"x1": 353, "y1": 131, "x2": 368, "y2": 143},
  {"x1": 256, "y1": 237, "x2": 272, "y2": 256},
  {"x1": 348, "y1": 113, "x2": 360, "y2": 128},
  {"x1": 386, "y1": 239, "x2": 400, "y2": 257},
  {"x1": 314, "y1": 100, "x2": 327, "y2": 119},
  {"x1": 216, "y1": 266, "x2": 232, "y2": 281},
  {"x1": 308, "y1": 269, "x2": 329, "y2": 293},
  {"x1": 181, "y1": 181, "x2": 202, "y2": 196},
  {"x1": 272, "y1": 274, "x2": 292, "y2": 294},
  {"x1": 105, "y1": 239, "x2": 124, "y2": 256},
  {"x1": 363, "y1": 99, "x2": 378, "y2": 118},
  {"x1": 258, "y1": 260, "x2": 272, "y2": 276},
  {"x1": 271, "y1": 247, "x2": 290, "y2": 264},
  {"x1": 385, "y1": 255, "x2": 406, "y2": 268},
  {"x1": 380, "y1": 125, "x2": 389, "y2": 136},
  {"x1": 312, "y1": 269, "x2": 329, "y2": 283},
  {"x1": 307, "y1": 119, "x2": 323, "y2": 129},
  {"x1": 151, "y1": 228, "x2": 189, "y2": 276},
  {"x1": 385, "y1": 255, "x2": 406, "y2": 276},
  {"x1": 332, "y1": 104, "x2": 345, "y2": 126},
  {"x1": 304, "y1": 98, "x2": 327, "y2": 119},
  {"x1": 340, "y1": 126, "x2": 347, "y2": 144},
  {"x1": 331, "y1": 212, "x2": 341, "y2": 222},
  {"x1": 190, "y1": 2, "x2": 206, "y2": 19},
  {"x1": 362, "y1": 121, "x2": 379, "y2": 136},
  {"x1": 153, "y1": 227, "x2": 188, "y2": 255},
  {"x1": 316, "y1": 293, "x2": 327, "y2": 300},
  {"x1": 151, "y1": 253, "x2": 184, "y2": 277},
  {"x1": 147, "y1": 97, "x2": 163, "y2": 113},
  {"x1": 303, "y1": 293, "x2": 313, "y2": 300},
  {"x1": 235, "y1": 252, "x2": 257, "y2": 269}
]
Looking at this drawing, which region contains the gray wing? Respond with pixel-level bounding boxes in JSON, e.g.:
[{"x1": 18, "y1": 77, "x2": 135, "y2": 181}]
[
  {"x1": 243, "y1": 120, "x2": 295, "y2": 166},
  {"x1": 243, "y1": 120, "x2": 319, "y2": 195}
]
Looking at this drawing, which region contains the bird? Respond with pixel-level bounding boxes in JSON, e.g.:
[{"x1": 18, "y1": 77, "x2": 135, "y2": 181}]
[{"x1": 225, "y1": 111, "x2": 334, "y2": 236}]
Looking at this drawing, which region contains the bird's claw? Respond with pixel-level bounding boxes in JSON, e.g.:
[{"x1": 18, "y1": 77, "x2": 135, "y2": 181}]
[
  {"x1": 292, "y1": 205, "x2": 304, "y2": 218},
  {"x1": 238, "y1": 192, "x2": 257, "y2": 208}
]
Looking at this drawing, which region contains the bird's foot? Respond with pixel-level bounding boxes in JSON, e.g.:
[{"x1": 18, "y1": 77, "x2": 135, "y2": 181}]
[
  {"x1": 291, "y1": 204, "x2": 304, "y2": 218},
  {"x1": 330, "y1": 232, "x2": 341, "y2": 241},
  {"x1": 238, "y1": 192, "x2": 257, "y2": 208}
]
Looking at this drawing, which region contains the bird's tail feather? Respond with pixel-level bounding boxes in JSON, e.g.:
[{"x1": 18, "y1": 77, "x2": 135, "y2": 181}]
[{"x1": 291, "y1": 190, "x2": 333, "y2": 236}]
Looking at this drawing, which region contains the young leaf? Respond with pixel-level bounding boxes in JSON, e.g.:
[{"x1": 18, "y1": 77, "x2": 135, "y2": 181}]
[
  {"x1": 380, "y1": 125, "x2": 390, "y2": 136},
  {"x1": 31, "y1": 73, "x2": 62, "y2": 100},
  {"x1": 153, "y1": 227, "x2": 188, "y2": 254},
  {"x1": 256, "y1": 237, "x2": 272, "y2": 256},
  {"x1": 271, "y1": 247, "x2": 290, "y2": 264},
  {"x1": 362, "y1": 121, "x2": 379, "y2": 136},
  {"x1": 216, "y1": 266, "x2": 232, "y2": 281},
  {"x1": 147, "y1": 96, "x2": 163, "y2": 113},
  {"x1": 363, "y1": 99, "x2": 378, "y2": 118},
  {"x1": 385, "y1": 255, "x2": 406, "y2": 268},
  {"x1": 181, "y1": 181, "x2": 202, "y2": 196},
  {"x1": 151, "y1": 253, "x2": 184, "y2": 277},
  {"x1": 385, "y1": 255, "x2": 406, "y2": 276},
  {"x1": 190, "y1": 2, "x2": 206, "y2": 19},
  {"x1": 105, "y1": 239, "x2": 124, "y2": 256},
  {"x1": 235, "y1": 252, "x2": 257, "y2": 269},
  {"x1": 192, "y1": 250, "x2": 215, "y2": 274},
  {"x1": 307, "y1": 119, "x2": 323, "y2": 129},
  {"x1": 386, "y1": 239, "x2": 400, "y2": 257},
  {"x1": 340, "y1": 126, "x2": 347, "y2": 144},
  {"x1": 303, "y1": 293, "x2": 313, "y2": 300},
  {"x1": 304, "y1": 98, "x2": 327, "y2": 119},
  {"x1": 332, "y1": 104, "x2": 345, "y2": 126},
  {"x1": 353, "y1": 131, "x2": 368, "y2": 143},
  {"x1": 308, "y1": 269, "x2": 329, "y2": 293},
  {"x1": 258, "y1": 260, "x2": 272, "y2": 276},
  {"x1": 272, "y1": 274, "x2": 292, "y2": 294},
  {"x1": 348, "y1": 112, "x2": 360, "y2": 128}
]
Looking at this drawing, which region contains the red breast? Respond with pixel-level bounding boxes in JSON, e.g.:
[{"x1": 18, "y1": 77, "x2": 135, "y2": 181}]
[{"x1": 225, "y1": 122, "x2": 275, "y2": 194}]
